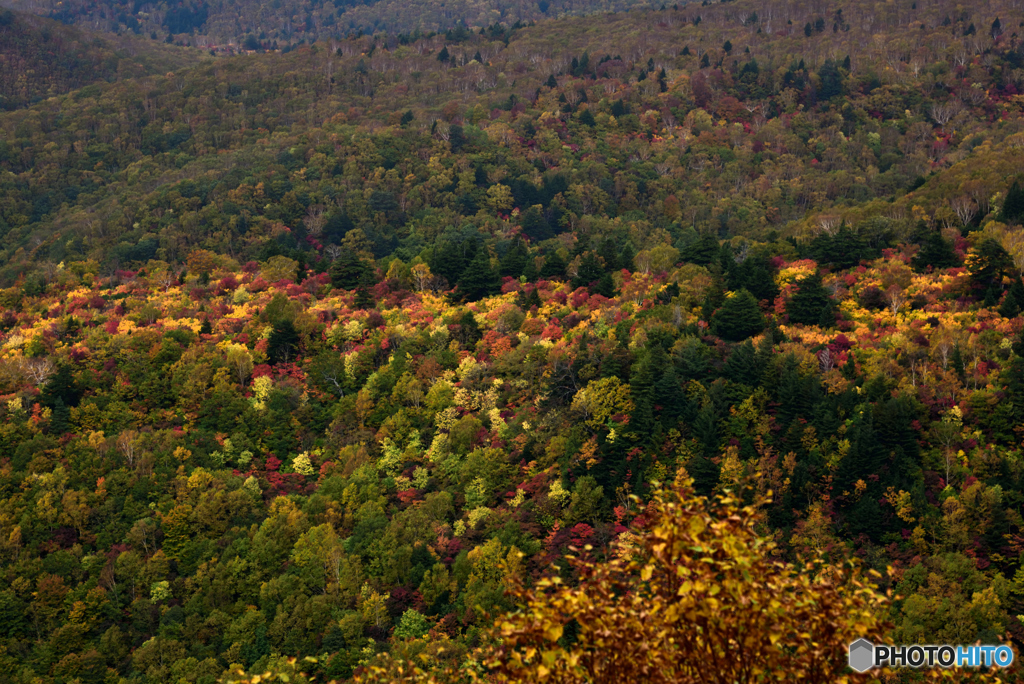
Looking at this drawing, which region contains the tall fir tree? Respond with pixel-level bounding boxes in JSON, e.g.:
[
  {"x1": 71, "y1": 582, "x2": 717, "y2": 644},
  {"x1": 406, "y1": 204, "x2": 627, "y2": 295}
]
[
  {"x1": 711, "y1": 289, "x2": 764, "y2": 341},
  {"x1": 268, "y1": 319, "x2": 300, "y2": 364},
  {"x1": 786, "y1": 273, "x2": 836, "y2": 326},
  {"x1": 457, "y1": 248, "x2": 500, "y2": 301},
  {"x1": 572, "y1": 252, "x2": 605, "y2": 289},
  {"x1": 1000, "y1": 180, "x2": 1024, "y2": 224},
  {"x1": 330, "y1": 251, "x2": 371, "y2": 289},
  {"x1": 500, "y1": 241, "x2": 529, "y2": 278},
  {"x1": 912, "y1": 228, "x2": 958, "y2": 272},
  {"x1": 999, "y1": 279, "x2": 1024, "y2": 318}
]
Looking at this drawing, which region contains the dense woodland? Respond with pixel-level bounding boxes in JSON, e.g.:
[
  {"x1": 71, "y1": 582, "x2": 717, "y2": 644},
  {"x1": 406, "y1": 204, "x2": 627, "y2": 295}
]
[
  {"x1": 1, "y1": 0, "x2": 659, "y2": 46},
  {"x1": 2, "y1": 0, "x2": 1024, "y2": 681},
  {"x1": 0, "y1": 9, "x2": 203, "y2": 111}
]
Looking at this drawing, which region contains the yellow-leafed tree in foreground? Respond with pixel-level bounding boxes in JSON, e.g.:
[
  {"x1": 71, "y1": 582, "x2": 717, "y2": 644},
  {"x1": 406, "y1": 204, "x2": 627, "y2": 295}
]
[
  {"x1": 478, "y1": 479, "x2": 891, "y2": 684},
  {"x1": 231, "y1": 480, "x2": 1005, "y2": 684}
]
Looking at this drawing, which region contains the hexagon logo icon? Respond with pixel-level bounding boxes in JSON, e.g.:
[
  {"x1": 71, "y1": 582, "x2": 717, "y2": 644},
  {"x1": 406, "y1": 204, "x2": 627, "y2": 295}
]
[{"x1": 849, "y1": 638, "x2": 874, "y2": 673}]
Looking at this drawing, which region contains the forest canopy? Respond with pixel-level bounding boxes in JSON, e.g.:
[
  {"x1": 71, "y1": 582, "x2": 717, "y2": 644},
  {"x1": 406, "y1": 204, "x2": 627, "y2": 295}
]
[{"x1": 2, "y1": 0, "x2": 1024, "y2": 681}]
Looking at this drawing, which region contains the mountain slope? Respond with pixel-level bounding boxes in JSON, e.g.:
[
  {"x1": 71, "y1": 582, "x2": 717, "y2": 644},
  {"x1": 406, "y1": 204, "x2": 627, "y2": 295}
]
[
  {"x1": 0, "y1": 0, "x2": 1021, "y2": 286},
  {"x1": 0, "y1": 0, "x2": 659, "y2": 46},
  {"x1": 0, "y1": 8, "x2": 205, "y2": 111}
]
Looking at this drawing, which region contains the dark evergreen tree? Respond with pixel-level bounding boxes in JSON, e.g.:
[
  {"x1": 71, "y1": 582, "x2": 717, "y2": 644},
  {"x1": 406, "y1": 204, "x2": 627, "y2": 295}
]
[
  {"x1": 682, "y1": 233, "x2": 720, "y2": 265},
  {"x1": 817, "y1": 59, "x2": 844, "y2": 99},
  {"x1": 786, "y1": 273, "x2": 835, "y2": 326},
  {"x1": 454, "y1": 310, "x2": 482, "y2": 348},
  {"x1": 656, "y1": 282, "x2": 681, "y2": 304},
  {"x1": 598, "y1": 238, "x2": 621, "y2": 270},
  {"x1": 430, "y1": 238, "x2": 473, "y2": 284},
  {"x1": 593, "y1": 271, "x2": 616, "y2": 298},
  {"x1": 701, "y1": 277, "x2": 726, "y2": 323},
  {"x1": 522, "y1": 256, "x2": 540, "y2": 282},
  {"x1": 723, "y1": 340, "x2": 760, "y2": 385},
  {"x1": 457, "y1": 248, "x2": 500, "y2": 301},
  {"x1": 999, "y1": 279, "x2": 1024, "y2": 318},
  {"x1": 628, "y1": 352, "x2": 657, "y2": 439},
  {"x1": 520, "y1": 206, "x2": 555, "y2": 242},
  {"x1": 967, "y1": 238, "x2": 1013, "y2": 295},
  {"x1": 572, "y1": 252, "x2": 605, "y2": 289},
  {"x1": 810, "y1": 225, "x2": 871, "y2": 270},
  {"x1": 618, "y1": 242, "x2": 637, "y2": 271},
  {"x1": 268, "y1": 319, "x2": 300, "y2": 364},
  {"x1": 354, "y1": 268, "x2": 376, "y2": 309},
  {"x1": 539, "y1": 251, "x2": 567, "y2": 279},
  {"x1": 40, "y1": 365, "x2": 81, "y2": 409},
  {"x1": 727, "y1": 255, "x2": 778, "y2": 301},
  {"x1": 653, "y1": 363, "x2": 686, "y2": 425},
  {"x1": 711, "y1": 289, "x2": 764, "y2": 341},
  {"x1": 1004, "y1": 330, "x2": 1024, "y2": 428},
  {"x1": 522, "y1": 286, "x2": 542, "y2": 310},
  {"x1": 1001, "y1": 181, "x2": 1024, "y2": 224},
  {"x1": 912, "y1": 227, "x2": 958, "y2": 272},
  {"x1": 329, "y1": 251, "x2": 371, "y2": 289},
  {"x1": 690, "y1": 405, "x2": 720, "y2": 494},
  {"x1": 500, "y1": 241, "x2": 529, "y2": 278}
]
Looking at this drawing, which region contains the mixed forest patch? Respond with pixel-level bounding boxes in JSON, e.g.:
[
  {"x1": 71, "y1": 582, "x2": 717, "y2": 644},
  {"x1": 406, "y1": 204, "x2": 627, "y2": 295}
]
[{"x1": 2, "y1": 0, "x2": 1024, "y2": 680}]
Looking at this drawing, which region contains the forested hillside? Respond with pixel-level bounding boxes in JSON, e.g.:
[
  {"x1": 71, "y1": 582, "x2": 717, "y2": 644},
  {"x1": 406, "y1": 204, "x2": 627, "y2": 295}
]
[
  {"x1": 0, "y1": 8, "x2": 204, "y2": 111},
  {"x1": 0, "y1": 0, "x2": 658, "y2": 47},
  {"x1": 2, "y1": 0, "x2": 1023, "y2": 287},
  {"x1": 2, "y1": 0, "x2": 1024, "y2": 681}
]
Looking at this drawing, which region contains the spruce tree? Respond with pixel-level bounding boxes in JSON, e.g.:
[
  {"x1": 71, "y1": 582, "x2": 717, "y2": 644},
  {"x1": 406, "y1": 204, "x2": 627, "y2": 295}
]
[
  {"x1": 629, "y1": 354, "x2": 657, "y2": 439},
  {"x1": 330, "y1": 250, "x2": 370, "y2": 289},
  {"x1": 354, "y1": 269, "x2": 376, "y2": 309},
  {"x1": 41, "y1": 365, "x2": 81, "y2": 409},
  {"x1": 711, "y1": 289, "x2": 764, "y2": 341},
  {"x1": 455, "y1": 311, "x2": 482, "y2": 347},
  {"x1": 522, "y1": 287, "x2": 542, "y2": 309},
  {"x1": 1001, "y1": 181, "x2": 1024, "y2": 224},
  {"x1": 457, "y1": 249, "x2": 499, "y2": 301},
  {"x1": 653, "y1": 364, "x2": 686, "y2": 425},
  {"x1": 540, "y1": 251, "x2": 567, "y2": 279},
  {"x1": 500, "y1": 241, "x2": 529, "y2": 278},
  {"x1": 786, "y1": 273, "x2": 835, "y2": 326},
  {"x1": 598, "y1": 238, "x2": 621, "y2": 270},
  {"x1": 912, "y1": 228, "x2": 958, "y2": 272},
  {"x1": 683, "y1": 233, "x2": 720, "y2": 265},
  {"x1": 572, "y1": 252, "x2": 605, "y2": 289},
  {"x1": 1000, "y1": 279, "x2": 1024, "y2": 318},
  {"x1": 723, "y1": 339, "x2": 760, "y2": 385},
  {"x1": 593, "y1": 271, "x2": 616, "y2": 297},
  {"x1": 967, "y1": 238, "x2": 1013, "y2": 295},
  {"x1": 268, "y1": 319, "x2": 300, "y2": 364}
]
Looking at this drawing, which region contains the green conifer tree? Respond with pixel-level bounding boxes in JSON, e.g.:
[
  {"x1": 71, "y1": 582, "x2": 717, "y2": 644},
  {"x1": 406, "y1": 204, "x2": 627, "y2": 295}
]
[
  {"x1": 539, "y1": 251, "x2": 567, "y2": 279},
  {"x1": 268, "y1": 319, "x2": 300, "y2": 364},
  {"x1": 712, "y1": 290, "x2": 764, "y2": 341},
  {"x1": 458, "y1": 249, "x2": 500, "y2": 301},
  {"x1": 786, "y1": 273, "x2": 835, "y2": 326}
]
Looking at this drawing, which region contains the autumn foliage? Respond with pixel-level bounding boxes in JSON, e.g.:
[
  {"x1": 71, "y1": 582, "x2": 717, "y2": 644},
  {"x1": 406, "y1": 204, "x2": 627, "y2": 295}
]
[{"x1": 485, "y1": 480, "x2": 889, "y2": 684}]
